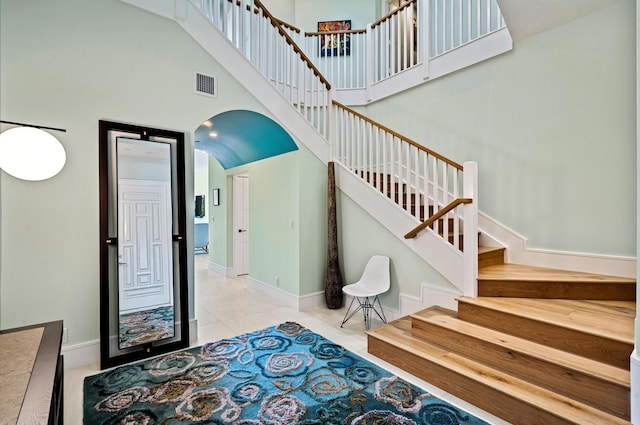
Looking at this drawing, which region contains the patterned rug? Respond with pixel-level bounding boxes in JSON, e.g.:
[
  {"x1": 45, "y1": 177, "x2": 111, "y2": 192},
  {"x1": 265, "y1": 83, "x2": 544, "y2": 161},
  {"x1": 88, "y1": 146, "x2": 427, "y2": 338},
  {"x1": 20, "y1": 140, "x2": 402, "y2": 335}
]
[
  {"x1": 84, "y1": 322, "x2": 489, "y2": 424},
  {"x1": 119, "y1": 305, "x2": 175, "y2": 349}
]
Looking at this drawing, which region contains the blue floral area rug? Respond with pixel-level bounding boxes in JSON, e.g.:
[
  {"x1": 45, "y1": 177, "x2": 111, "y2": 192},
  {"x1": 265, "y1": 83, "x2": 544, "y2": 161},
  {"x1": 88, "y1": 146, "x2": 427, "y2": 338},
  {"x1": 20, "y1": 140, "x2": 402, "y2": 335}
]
[{"x1": 84, "y1": 322, "x2": 489, "y2": 424}]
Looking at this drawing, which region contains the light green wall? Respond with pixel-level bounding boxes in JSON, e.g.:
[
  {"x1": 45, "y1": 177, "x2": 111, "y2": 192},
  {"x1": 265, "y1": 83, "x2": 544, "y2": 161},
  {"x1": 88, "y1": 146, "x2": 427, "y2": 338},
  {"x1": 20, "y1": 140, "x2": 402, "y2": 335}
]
[
  {"x1": 0, "y1": 0, "x2": 268, "y2": 343},
  {"x1": 194, "y1": 161, "x2": 208, "y2": 225},
  {"x1": 208, "y1": 157, "x2": 229, "y2": 266},
  {"x1": 207, "y1": 143, "x2": 328, "y2": 297},
  {"x1": 360, "y1": 0, "x2": 637, "y2": 257},
  {"x1": 260, "y1": 0, "x2": 296, "y2": 24},
  {"x1": 246, "y1": 152, "x2": 301, "y2": 293},
  {"x1": 294, "y1": 0, "x2": 377, "y2": 32},
  {"x1": 337, "y1": 194, "x2": 452, "y2": 307},
  {"x1": 298, "y1": 146, "x2": 328, "y2": 295}
]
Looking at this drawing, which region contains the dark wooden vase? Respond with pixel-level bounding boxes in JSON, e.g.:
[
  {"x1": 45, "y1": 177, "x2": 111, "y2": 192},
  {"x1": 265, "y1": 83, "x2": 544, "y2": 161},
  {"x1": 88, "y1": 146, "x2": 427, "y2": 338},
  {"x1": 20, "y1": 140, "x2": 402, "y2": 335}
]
[{"x1": 325, "y1": 162, "x2": 343, "y2": 309}]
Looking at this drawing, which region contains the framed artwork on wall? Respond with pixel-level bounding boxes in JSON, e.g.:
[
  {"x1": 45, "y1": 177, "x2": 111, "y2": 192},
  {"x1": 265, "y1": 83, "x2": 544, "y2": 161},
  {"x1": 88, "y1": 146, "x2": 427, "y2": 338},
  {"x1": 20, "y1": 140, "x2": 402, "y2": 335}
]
[
  {"x1": 318, "y1": 20, "x2": 351, "y2": 57},
  {"x1": 212, "y1": 188, "x2": 220, "y2": 206}
]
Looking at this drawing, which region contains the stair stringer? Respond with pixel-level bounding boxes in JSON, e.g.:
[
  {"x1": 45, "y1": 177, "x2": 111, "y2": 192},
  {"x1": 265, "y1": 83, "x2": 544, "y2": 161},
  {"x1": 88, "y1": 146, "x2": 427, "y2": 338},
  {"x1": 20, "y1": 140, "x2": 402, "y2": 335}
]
[
  {"x1": 122, "y1": 0, "x2": 330, "y2": 166},
  {"x1": 335, "y1": 162, "x2": 465, "y2": 292},
  {"x1": 477, "y1": 211, "x2": 637, "y2": 278}
]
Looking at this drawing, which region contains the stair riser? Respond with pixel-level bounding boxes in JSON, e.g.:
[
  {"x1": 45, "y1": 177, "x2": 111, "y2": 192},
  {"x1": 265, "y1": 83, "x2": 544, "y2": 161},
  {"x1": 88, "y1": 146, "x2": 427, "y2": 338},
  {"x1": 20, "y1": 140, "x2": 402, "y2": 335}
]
[
  {"x1": 411, "y1": 319, "x2": 630, "y2": 419},
  {"x1": 367, "y1": 335, "x2": 584, "y2": 425},
  {"x1": 478, "y1": 250, "x2": 505, "y2": 269},
  {"x1": 477, "y1": 280, "x2": 636, "y2": 301},
  {"x1": 457, "y1": 302, "x2": 632, "y2": 370}
]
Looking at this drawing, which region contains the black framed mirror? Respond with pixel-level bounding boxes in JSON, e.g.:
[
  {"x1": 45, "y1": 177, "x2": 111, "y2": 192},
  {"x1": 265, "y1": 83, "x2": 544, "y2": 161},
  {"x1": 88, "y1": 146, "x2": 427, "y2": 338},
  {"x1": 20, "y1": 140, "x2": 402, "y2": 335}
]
[{"x1": 99, "y1": 120, "x2": 189, "y2": 369}]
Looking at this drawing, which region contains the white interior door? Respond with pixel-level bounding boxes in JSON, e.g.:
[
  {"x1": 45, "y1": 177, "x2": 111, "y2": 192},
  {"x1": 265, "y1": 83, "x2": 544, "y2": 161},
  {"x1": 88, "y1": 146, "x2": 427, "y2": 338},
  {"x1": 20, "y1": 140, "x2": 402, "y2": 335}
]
[
  {"x1": 118, "y1": 179, "x2": 174, "y2": 312},
  {"x1": 233, "y1": 174, "x2": 249, "y2": 276}
]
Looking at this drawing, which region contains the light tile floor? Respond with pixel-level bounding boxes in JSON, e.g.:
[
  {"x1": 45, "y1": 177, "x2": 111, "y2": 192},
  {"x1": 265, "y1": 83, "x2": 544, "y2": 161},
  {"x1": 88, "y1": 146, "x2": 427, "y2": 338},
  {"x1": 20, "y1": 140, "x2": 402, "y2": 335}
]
[{"x1": 64, "y1": 254, "x2": 508, "y2": 424}]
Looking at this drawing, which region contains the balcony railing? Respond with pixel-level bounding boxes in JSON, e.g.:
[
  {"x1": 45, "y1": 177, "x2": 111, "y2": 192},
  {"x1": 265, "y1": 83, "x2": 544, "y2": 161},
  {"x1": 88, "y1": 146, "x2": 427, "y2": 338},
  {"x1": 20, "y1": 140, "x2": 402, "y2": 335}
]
[
  {"x1": 293, "y1": 0, "x2": 506, "y2": 93},
  {"x1": 192, "y1": 0, "x2": 332, "y2": 138}
]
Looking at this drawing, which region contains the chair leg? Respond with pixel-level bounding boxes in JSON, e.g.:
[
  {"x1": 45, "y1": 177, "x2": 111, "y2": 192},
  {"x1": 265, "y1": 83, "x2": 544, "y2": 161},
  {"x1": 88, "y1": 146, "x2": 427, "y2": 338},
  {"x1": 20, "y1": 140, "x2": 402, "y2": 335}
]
[
  {"x1": 341, "y1": 296, "x2": 363, "y2": 327},
  {"x1": 371, "y1": 295, "x2": 388, "y2": 324},
  {"x1": 341, "y1": 296, "x2": 388, "y2": 331}
]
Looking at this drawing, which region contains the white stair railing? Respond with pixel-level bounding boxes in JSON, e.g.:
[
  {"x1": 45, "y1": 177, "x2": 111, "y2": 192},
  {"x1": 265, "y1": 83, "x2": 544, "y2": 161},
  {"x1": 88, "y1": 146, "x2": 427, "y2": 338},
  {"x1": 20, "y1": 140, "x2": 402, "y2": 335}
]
[
  {"x1": 192, "y1": 0, "x2": 332, "y2": 138},
  {"x1": 371, "y1": 0, "x2": 423, "y2": 84},
  {"x1": 332, "y1": 100, "x2": 479, "y2": 295},
  {"x1": 430, "y1": 0, "x2": 506, "y2": 58},
  {"x1": 189, "y1": 0, "x2": 480, "y2": 294},
  {"x1": 303, "y1": 28, "x2": 368, "y2": 90}
]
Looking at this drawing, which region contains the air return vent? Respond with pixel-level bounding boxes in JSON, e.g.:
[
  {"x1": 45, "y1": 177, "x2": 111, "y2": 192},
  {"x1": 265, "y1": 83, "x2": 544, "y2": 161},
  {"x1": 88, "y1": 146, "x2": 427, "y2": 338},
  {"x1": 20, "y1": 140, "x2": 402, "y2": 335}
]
[{"x1": 194, "y1": 72, "x2": 217, "y2": 98}]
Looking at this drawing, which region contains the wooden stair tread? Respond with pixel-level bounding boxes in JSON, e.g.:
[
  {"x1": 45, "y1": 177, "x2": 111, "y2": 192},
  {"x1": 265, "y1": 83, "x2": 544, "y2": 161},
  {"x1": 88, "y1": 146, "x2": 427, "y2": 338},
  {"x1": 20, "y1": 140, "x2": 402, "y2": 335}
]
[
  {"x1": 410, "y1": 307, "x2": 630, "y2": 387},
  {"x1": 457, "y1": 297, "x2": 635, "y2": 345},
  {"x1": 477, "y1": 246, "x2": 504, "y2": 255},
  {"x1": 367, "y1": 319, "x2": 631, "y2": 425},
  {"x1": 478, "y1": 263, "x2": 635, "y2": 283}
]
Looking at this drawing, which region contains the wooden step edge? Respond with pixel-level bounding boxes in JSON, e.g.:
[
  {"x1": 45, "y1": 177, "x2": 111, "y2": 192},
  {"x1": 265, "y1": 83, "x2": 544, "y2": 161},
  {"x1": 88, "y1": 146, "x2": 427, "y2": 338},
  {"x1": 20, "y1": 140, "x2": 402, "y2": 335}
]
[
  {"x1": 477, "y1": 264, "x2": 637, "y2": 283},
  {"x1": 477, "y1": 246, "x2": 505, "y2": 255},
  {"x1": 410, "y1": 307, "x2": 630, "y2": 387},
  {"x1": 368, "y1": 321, "x2": 631, "y2": 425},
  {"x1": 456, "y1": 296, "x2": 634, "y2": 346}
]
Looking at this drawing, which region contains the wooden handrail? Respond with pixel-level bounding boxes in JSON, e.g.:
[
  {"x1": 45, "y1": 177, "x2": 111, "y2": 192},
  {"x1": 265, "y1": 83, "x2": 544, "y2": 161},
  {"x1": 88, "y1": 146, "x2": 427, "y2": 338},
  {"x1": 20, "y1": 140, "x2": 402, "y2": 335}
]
[
  {"x1": 333, "y1": 100, "x2": 463, "y2": 170},
  {"x1": 252, "y1": 0, "x2": 332, "y2": 90},
  {"x1": 371, "y1": 0, "x2": 418, "y2": 29},
  {"x1": 272, "y1": 17, "x2": 301, "y2": 34},
  {"x1": 404, "y1": 198, "x2": 472, "y2": 239}
]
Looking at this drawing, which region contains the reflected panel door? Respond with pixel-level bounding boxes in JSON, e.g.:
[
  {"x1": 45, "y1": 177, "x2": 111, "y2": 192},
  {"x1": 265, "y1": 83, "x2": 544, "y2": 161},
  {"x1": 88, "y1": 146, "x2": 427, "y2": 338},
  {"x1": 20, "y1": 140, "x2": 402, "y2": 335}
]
[{"x1": 118, "y1": 179, "x2": 173, "y2": 312}]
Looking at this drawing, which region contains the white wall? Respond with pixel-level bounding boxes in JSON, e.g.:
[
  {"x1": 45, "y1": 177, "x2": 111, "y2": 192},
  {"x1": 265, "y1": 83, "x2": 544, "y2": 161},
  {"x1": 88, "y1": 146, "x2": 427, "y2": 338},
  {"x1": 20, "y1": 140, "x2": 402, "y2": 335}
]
[
  {"x1": 194, "y1": 151, "x2": 209, "y2": 225},
  {"x1": 260, "y1": 0, "x2": 296, "y2": 24},
  {"x1": 361, "y1": 0, "x2": 636, "y2": 258},
  {"x1": 294, "y1": 0, "x2": 377, "y2": 32},
  {"x1": 0, "y1": 0, "x2": 267, "y2": 345}
]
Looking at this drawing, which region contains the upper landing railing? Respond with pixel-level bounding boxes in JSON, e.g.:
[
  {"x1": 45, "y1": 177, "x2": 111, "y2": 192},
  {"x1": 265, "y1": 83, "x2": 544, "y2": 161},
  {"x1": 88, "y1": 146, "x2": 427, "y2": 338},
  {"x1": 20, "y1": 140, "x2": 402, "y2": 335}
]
[
  {"x1": 193, "y1": 0, "x2": 332, "y2": 139},
  {"x1": 285, "y1": 0, "x2": 506, "y2": 93}
]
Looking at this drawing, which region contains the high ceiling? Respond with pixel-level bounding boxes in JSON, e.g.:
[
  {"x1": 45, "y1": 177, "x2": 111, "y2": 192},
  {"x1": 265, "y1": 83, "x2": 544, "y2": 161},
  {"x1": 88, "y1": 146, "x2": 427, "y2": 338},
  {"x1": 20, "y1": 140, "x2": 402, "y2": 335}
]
[{"x1": 498, "y1": 0, "x2": 621, "y2": 41}]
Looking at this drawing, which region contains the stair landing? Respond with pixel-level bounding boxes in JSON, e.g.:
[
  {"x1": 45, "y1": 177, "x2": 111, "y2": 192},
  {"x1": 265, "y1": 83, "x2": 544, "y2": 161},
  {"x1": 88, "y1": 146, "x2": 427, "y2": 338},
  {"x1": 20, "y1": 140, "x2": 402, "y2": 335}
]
[{"x1": 477, "y1": 263, "x2": 636, "y2": 300}]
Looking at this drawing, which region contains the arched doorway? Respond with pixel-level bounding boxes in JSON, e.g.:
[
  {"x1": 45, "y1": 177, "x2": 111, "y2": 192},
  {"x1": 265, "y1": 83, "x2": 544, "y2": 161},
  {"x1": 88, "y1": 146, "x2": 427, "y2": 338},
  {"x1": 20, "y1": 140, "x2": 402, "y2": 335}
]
[{"x1": 193, "y1": 110, "x2": 298, "y2": 276}]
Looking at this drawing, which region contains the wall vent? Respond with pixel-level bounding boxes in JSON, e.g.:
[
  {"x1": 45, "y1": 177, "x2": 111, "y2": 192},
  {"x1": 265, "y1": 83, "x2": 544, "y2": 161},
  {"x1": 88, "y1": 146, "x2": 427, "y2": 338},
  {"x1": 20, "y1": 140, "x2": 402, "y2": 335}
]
[{"x1": 194, "y1": 72, "x2": 217, "y2": 98}]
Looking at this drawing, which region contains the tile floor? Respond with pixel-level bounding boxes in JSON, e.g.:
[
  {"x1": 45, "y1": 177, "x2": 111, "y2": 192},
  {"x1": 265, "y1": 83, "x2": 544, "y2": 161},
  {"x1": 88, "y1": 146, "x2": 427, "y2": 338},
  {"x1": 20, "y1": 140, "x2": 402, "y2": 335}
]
[{"x1": 64, "y1": 254, "x2": 508, "y2": 424}]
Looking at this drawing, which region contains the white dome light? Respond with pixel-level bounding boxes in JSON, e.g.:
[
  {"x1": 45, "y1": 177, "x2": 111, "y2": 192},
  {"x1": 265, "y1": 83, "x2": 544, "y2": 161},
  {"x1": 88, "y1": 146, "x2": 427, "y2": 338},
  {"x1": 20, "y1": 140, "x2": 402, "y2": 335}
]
[{"x1": 0, "y1": 126, "x2": 66, "y2": 181}]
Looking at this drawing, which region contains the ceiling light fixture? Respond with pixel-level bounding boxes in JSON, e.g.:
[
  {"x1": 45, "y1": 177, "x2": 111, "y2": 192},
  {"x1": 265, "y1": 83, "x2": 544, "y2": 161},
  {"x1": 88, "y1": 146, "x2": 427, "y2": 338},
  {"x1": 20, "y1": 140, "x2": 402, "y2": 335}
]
[{"x1": 0, "y1": 120, "x2": 67, "y2": 181}]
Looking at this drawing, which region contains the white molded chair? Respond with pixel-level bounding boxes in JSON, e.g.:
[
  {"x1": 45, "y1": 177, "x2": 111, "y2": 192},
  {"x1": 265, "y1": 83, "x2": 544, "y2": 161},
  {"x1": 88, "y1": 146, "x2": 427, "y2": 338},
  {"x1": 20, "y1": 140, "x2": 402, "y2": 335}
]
[{"x1": 340, "y1": 255, "x2": 390, "y2": 330}]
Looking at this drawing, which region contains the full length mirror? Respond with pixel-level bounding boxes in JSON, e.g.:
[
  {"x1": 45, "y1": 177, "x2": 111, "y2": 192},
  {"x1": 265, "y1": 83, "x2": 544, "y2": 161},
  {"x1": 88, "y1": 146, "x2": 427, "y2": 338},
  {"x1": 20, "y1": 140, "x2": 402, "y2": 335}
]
[
  {"x1": 99, "y1": 120, "x2": 189, "y2": 369},
  {"x1": 116, "y1": 138, "x2": 175, "y2": 349}
]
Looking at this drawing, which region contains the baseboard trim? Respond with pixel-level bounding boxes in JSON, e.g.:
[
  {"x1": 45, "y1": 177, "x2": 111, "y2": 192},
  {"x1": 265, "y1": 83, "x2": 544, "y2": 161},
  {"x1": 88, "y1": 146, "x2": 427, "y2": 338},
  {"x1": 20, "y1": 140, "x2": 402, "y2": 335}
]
[
  {"x1": 246, "y1": 277, "x2": 325, "y2": 311},
  {"x1": 62, "y1": 318, "x2": 199, "y2": 370},
  {"x1": 61, "y1": 339, "x2": 100, "y2": 370},
  {"x1": 399, "y1": 283, "x2": 462, "y2": 316},
  {"x1": 479, "y1": 212, "x2": 637, "y2": 278},
  {"x1": 208, "y1": 261, "x2": 234, "y2": 277}
]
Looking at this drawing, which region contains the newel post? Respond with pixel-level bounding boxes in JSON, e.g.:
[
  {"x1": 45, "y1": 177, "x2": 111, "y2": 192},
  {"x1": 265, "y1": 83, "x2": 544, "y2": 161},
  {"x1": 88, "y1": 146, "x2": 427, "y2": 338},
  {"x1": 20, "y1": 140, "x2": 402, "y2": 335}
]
[
  {"x1": 365, "y1": 23, "x2": 374, "y2": 102},
  {"x1": 462, "y1": 161, "x2": 478, "y2": 297},
  {"x1": 421, "y1": 0, "x2": 431, "y2": 80}
]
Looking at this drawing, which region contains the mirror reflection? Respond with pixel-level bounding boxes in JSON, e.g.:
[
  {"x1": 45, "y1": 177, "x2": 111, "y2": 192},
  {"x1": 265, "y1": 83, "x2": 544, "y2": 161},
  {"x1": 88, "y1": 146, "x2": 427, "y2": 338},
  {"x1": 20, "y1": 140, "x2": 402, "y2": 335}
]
[{"x1": 116, "y1": 138, "x2": 175, "y2": 349}]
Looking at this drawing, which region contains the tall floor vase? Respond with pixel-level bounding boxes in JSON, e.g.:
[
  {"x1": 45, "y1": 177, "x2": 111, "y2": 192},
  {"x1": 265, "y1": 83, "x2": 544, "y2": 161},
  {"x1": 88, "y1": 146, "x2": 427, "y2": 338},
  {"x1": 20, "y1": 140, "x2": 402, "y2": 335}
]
[{"x1": 325, "y1": 162, "x2": 343, "y2": 309}]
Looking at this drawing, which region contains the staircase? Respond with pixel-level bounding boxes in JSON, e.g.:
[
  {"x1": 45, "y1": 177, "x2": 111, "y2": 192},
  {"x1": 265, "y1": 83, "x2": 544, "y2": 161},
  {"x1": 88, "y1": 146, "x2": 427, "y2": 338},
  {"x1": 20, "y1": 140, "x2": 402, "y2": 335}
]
[{"x1": 367, "y1": 247, "x2": 636, "y2": 424}]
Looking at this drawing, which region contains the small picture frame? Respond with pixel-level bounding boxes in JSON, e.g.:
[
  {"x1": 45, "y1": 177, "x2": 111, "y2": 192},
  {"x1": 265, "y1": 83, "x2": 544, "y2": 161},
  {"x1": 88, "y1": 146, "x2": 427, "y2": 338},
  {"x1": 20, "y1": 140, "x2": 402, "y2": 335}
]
[{"x1": 212, "y1": 188, "x2": 220, "y2": 206}]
